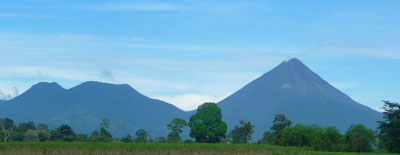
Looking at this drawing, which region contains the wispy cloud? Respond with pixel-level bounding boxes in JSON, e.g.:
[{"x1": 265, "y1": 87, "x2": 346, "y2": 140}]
[{"x1": 0, "y1": 90, "x2": 12, "y2": 100}]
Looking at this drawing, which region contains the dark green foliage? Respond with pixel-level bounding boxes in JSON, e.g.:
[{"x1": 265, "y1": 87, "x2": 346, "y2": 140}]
[
  {"x1": 189, "y1": 103, "x2": 227, "y2": 143},
  {"x1": 228, "y1": 120, "x2": 254, "y2": 144},
  {"x1": 100, "y1": 127, "x2": 112, "y2": 138},
  {"x1": 271, "y1": 114, "x2": 292, "y2": 134},
  {"x1": 346, "y1": 124, "x2": 376, "y2": 152},
  {"x1": 37, "y1": 124, "x2": 51, "y2": 141},
  {"x1": 10, "y1": 121, "x2": 37, "y2": 141},
  {"x1": 16, "y1": 122, "x2": 36, "y2": 132},
  {"x1": 258, "y1": 131, "x2": 273, "y2": 144},
  {"x1": 121, "y1": 134, "x2": 133, "y2": 143},
  {"x1": 279, "y1": 124, "x2": 319, "y2": 147},
  {"x1": 11, "y1": 132, "x2": 25, "y2": 141},
  {"x1": 315, "y1": 126, "x2": 346, "y2": 152},
  {"x1": 57, "y1": 125, "x2": 77, "y2": 142},
  {"x1": 378, "y1": 101, "x2": 400, "y2": 153},
  {"x1": 0, "y1": 118, "x2": 15, "y2": 142},
  {"x1": 50, "y1": 129, "x2": 62, "y2": 141},
  {"x1": 167, "y1": 118, "x2": 187, "y2": 143},
  {"x1": 270, "y1": 114, "x2": 292, "y2": 145},
  {"x1": 135, "y1": 129, "x2": 148, "y2": 143}
]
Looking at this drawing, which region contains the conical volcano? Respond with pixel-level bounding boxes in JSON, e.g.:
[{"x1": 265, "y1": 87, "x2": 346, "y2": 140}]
[{"x1": 218, "y1": 58, "x2": 381, "y2": 138}]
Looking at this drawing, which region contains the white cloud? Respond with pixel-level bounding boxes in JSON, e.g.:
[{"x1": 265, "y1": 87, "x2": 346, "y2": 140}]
[
  {"x1": 0, "y1": 90, "x2": 13, "y2": 100},
  {"x1": 153, "y1": 94, "x2": 226, "y2": 111}
]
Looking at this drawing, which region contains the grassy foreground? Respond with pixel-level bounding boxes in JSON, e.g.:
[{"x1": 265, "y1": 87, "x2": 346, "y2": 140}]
[{"x1": 0, "y1": 142, "x2": 393, "y2": 155}]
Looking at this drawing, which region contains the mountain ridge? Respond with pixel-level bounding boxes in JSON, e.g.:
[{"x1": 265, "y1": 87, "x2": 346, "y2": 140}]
[
  {"x1": 0, "y1": 81, "x2": 188, "y2": 138},
  {"x1": 0, "y1": 58, "x2": 382, "y2": 139}
]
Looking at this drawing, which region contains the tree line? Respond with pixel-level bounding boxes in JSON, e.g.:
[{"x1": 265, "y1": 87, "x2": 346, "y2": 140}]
[{"x1": 0, "y1": 101, "x2": 399, "y2": 153}]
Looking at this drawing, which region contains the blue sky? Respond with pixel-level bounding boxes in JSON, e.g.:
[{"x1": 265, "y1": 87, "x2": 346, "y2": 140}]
[{"x1": 0, "y1": 0, "x2": 399, "y2": 111}]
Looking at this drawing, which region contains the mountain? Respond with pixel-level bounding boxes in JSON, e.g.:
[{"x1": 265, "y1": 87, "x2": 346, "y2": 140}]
[
  {"x1": 218, "y1": 58, "x2": 382, "y2": 138},
  {"x1": 0, "y1": 81, "x2": 188, "y2": 137}
]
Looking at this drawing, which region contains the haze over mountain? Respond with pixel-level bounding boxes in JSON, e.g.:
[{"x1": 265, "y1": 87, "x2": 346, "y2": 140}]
[
  {"x1": 218, "y1": 58, "x2": 382, "y2": 138},
  {"x1": 0, "y1": 81, "x2": 187, "y2": 137}
]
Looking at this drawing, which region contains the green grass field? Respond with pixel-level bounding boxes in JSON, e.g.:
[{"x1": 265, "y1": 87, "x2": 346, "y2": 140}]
[{"x1": 0, "y1": 142, "x2": 394, "y2": 155}]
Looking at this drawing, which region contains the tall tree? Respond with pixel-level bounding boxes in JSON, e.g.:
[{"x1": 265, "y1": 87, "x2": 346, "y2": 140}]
[
  {"x1": 57, "y1": 125, "x2": 76, "y2": 142},
  {"x1": 229, "y1": 120, "x2": 254, "y2": 144},
  {"x1": 378, "y1": 101, "x2": 400, "y2": 153},
  {"x1": 270, "y1": 114, "x2": 292, "y2": 145},
  {"x1": 0, "y1": 118, "x2": 15, "y2": 142},
  {"x1": 346, "y1": 124, "x2": 376, "y2": 152},
  {"x1": 271, "y1": 114, "x2": 292, "y2": 134},
  {"x1": 189, "y1": 102, "x2": 227, "y2": 143},
  {"x1": 167, "y1": 118, "x2": 187, "y2": 143}
]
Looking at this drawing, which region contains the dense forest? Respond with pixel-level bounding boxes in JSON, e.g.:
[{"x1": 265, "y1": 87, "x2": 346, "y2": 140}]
[{"x1": 1, "y1": 101, "x2": 399, "y2": 153}]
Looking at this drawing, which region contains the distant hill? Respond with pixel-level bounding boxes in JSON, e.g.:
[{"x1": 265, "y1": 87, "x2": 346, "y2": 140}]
[
  {"x1": 0, "y1": 81, "x2": 188, "y2": 138},
  {"x1": 218, "y1": 58, "x2": 382, "y2": 138}
]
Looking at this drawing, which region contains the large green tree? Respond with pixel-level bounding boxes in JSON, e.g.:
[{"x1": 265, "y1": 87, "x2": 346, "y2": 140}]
[
  {"x1": 346, "y1": 124, "x2": 376, "y2": 152},
  {"x1": 167, "y1": 118, "x2": 187, "y2": 143},
  {"x1": 229, "y1": 120, "x2": 254, "y2": 144},
  {"x1": 57, "y1": 125, "x2": 76, "y2": 142},
  {"x1": 270, "y1": 114, "x2": 292, "y2": 145},
  {"x1": 188, "y1": 102, "x2": 227, "y2": 143},
  {"x1": 378, "y1": 101, "x2": 400, "y2": 153},
  {"x1": 0, "y1": 118, "x2": 15, "y2": 142}
]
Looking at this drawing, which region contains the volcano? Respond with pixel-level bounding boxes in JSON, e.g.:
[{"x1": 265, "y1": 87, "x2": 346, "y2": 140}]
[{"x1": 218, "y1": 58, "x2": 381, "y2": 138}]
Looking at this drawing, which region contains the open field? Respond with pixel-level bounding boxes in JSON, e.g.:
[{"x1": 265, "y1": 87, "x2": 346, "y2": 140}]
[{"x1": 0, "y1": 142, "x2": 394, "y2": 155}]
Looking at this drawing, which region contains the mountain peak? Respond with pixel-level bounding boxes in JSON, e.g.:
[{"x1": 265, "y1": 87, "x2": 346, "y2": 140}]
[
  {"x1": 31, "y1": 82, "x2": 65, "y2": 91},
  {"x1": 280, "y1": 58, "x2": 307, "y2": 68},
  {"x1": 70, "y1": 81, "x2": 140, "y2": 96},
  {"x1": 74, "y1": 81, "x2": 131, "y2": 89},
  {"x1": 286, "y1": 58, "x2": 302, "y2": 64}
]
